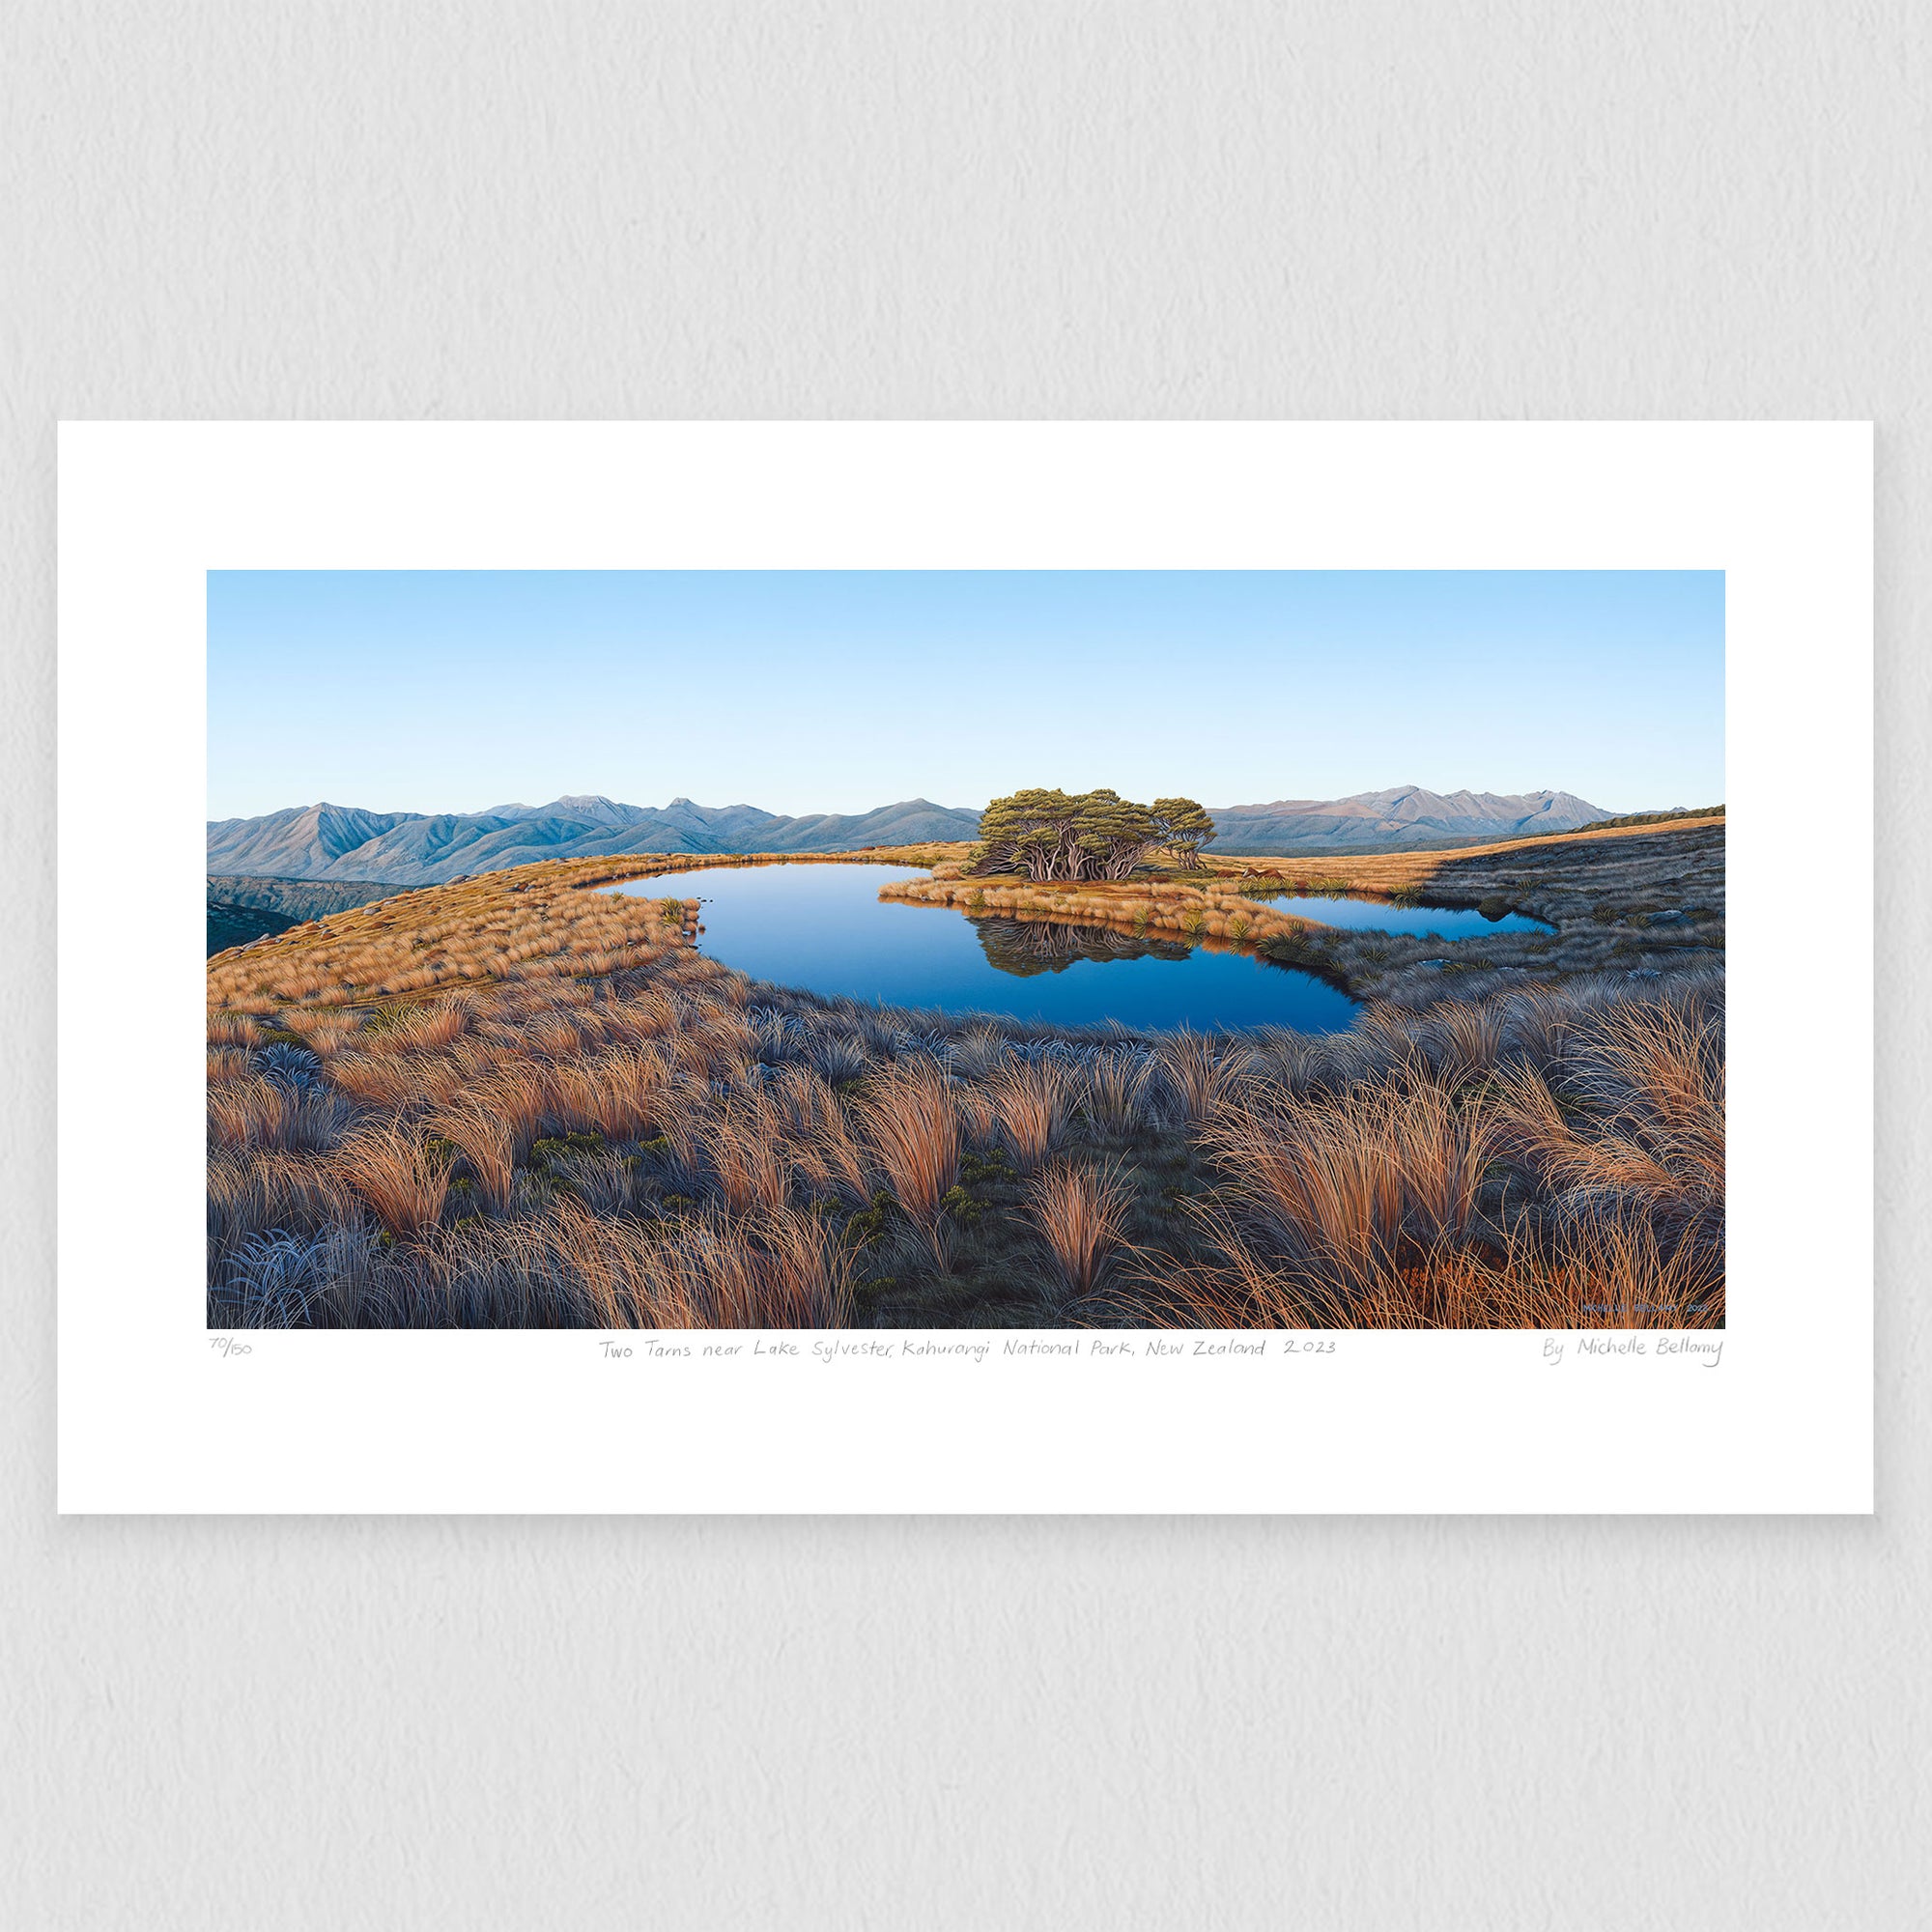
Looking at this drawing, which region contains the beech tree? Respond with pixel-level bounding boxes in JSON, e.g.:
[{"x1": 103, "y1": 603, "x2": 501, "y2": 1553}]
[
  {"x1": 971, "y1": 788, "x2": 1101, "y2": 881},
  {"x1": 969, "y1": 787, "x2": 1214, "y2": 881},
  {"x1": 1151, "y1": 797, "x2": 1216, "y2": 868},
  {"x1": 1077, "y1": 789, "x2": 1157, "y2": 880}
]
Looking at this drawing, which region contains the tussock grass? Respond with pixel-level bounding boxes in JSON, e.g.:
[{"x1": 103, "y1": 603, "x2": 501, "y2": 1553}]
[
  {"x1": 1185, "y1": 1070, "x2": 1492, "y2": 1314},
  {"x1": 856, "y1": 1061, "x2": 962, "y2": 1257},
  {"x1": 1030, "y1": 1159, "x2": 1133, "y2": 1299},
  {"x1": 706, "y1": 1102, "x2": 796, "y2": 1216},
  {"x1": 542, "y1": 1047, "x2": 669, "y2": 1142},
  {"x1": 1079, "y1": 1052, "x2": 1151, "y2": 1135},
  {"x1": 1154, "y1": 1029, "x2": 1255, "y2": 1122},
  {"x1": 989, "y1": 1061, "x2": 1072, "y2": 1171},
  {"x1": 1150, "y1": 992, "x2": 1724, "y2": 1330},
  {"x1": 374, "y1": 1199, "x2": 858, "y2": 1330},
  {"x1": 367, "y1": 996, "x2": 471, "y2": 1052},
  {"x1": 209, "y1": 1150, "x2": 355, "y2": 1264},
  {"x1": 207, "y1": 848, "x2": 1724, "y2": 1330},
  {"x1": 432, "y1": 1104, "x2": 519, "y2": 1211},
  {"x1": 336, "y1": 1126, "x2": 451, "y2": 1237},
  {"x1": 280, "y1": 1009, "x2": 363, "y2": 1056},
  {"x1": 951, "y1": 1026, "x2": 1011, "y2": 1081},
  {"x1": 207, "y1": 1075, "x2": 355, "y2": 1154}
]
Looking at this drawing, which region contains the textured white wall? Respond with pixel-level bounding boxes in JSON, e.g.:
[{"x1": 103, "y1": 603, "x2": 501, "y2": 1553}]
[{"x1": 4, "y1": 5, "x2": 1925, "y2": 1926}]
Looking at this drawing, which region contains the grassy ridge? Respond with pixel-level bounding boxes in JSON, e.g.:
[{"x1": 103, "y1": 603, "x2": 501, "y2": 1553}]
[
  {"x1": 208, "y1": 875, "x2": 401, "y2": 955},
  {"x1": 1196, "y1": 810, "x2": 1725, "y2": 892},
  {"x1": 207, "y1": 833, "x2": 1724, "y2": 1331}
]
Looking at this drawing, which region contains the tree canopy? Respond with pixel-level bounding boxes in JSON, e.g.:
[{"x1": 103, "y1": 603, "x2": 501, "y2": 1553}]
[
  {"x1": 1150, "y1": 798, "x2": 1216, "y2": 868},
  {"x1": 968, "y1": 787, "x2": 1216, "y2": 881}
]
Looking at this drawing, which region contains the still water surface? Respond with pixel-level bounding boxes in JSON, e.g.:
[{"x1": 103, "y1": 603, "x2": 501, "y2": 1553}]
[
  {"x1": 1265, "y1": 893, "x2": 1554, "y2": 938},
  {"x1": 602, "y1": 863, "x2": 1358, "y2": 1034}
]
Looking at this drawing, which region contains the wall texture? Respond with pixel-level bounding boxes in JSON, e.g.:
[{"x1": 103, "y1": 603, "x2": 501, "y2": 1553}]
[{"x1": 3, "y1": 5, "x2": 1924, "y2": 1926}]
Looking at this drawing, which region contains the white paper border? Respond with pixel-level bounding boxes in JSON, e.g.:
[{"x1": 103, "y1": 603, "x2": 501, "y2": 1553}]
[{"x1": 56, "y1": 422, "x2": 1872, "y2": 1513}]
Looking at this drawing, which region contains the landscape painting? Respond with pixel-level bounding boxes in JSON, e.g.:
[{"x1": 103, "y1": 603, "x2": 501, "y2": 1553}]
[{"x1": 206, "y1": 570, "x2": 1724, "y2": 1332}]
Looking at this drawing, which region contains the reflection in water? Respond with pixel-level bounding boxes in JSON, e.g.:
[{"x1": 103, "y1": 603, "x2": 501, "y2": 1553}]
[
  {"x1": 973, "y1": 917, "x2": 1192, "y2": 978},
  {"x1": 600, "y1": 861, "x2": 1358, "y2": 1034}
]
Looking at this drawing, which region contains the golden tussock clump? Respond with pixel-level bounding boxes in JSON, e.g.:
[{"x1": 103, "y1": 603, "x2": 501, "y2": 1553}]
[
  {"x1": 855, "y1": 1060, "x2": 961, "y2": 1242},
  {"x1": 1030, "y1": 1159, "x2": 1133, "y2": 1298},
  {"x1": 987, "y1": 1061, "x2": 1071, "y2": 1171}
]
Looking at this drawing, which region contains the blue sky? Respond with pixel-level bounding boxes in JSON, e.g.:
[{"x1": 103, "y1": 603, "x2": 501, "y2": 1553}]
[{"x1": 207, "y1": 570, "x2": 1723, "y2": 820}]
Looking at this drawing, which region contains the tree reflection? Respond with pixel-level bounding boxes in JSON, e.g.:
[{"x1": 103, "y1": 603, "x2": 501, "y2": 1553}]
[{"x1": 971, "y1": 916, "x2": 1192, "y2": 979}]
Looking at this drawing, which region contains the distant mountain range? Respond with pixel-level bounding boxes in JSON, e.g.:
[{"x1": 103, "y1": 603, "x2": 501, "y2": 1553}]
[
  {"x1": 1211, "y1": 786, "x2": 1612, "y2": 855},
  {"x1": 206, "y1": 787, "x2": 1615, "y2": 885},
  {"x1": 205, "y1": 796, "x2": 986, "y2": 885}
]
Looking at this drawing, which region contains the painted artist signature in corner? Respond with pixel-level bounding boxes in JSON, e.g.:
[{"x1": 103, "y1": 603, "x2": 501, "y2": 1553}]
[{"x1": 1542, "y1": 1336, "x2": 1723, "y2": 1367}]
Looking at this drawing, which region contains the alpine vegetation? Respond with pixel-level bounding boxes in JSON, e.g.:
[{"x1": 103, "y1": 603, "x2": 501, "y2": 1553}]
[
  {"x1": 206, "y1": 816, "x2": 1725, "y2": 1332},
  {"x1": 969, "y1": 789, "x2": 1216, "y2": 881}
]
